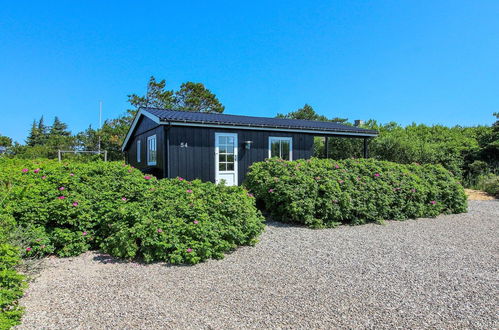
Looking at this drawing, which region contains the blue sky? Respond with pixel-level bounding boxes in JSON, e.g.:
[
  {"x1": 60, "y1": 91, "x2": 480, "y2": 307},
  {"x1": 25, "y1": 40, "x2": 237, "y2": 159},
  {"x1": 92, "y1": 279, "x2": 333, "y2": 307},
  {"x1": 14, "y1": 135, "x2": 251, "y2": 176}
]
[{"x1": 1, "y1": 1, "x2": 498, "y2": 143}]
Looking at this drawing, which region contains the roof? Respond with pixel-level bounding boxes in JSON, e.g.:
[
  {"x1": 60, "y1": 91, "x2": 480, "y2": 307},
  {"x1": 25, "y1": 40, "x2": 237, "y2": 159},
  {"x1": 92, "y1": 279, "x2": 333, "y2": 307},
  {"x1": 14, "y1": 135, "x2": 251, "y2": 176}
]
[{"x1": 122, "y1": 107, "x2": 378, "y2": 150}]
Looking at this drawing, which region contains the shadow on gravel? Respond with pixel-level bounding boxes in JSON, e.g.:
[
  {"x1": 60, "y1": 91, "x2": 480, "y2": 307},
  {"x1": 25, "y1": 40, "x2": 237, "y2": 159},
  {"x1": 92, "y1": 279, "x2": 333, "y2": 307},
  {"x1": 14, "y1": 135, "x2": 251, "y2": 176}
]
[{"x1": 92, "y1": 252, "x2": 198, "y2": 268}]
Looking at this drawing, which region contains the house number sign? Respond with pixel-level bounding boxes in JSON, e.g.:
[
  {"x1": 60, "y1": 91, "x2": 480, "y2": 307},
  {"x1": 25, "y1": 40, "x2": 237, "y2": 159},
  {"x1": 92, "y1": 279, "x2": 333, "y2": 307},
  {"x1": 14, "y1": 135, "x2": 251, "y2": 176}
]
[{"x1": 180, "y1": 142, "x2": 188, "y2": 148}]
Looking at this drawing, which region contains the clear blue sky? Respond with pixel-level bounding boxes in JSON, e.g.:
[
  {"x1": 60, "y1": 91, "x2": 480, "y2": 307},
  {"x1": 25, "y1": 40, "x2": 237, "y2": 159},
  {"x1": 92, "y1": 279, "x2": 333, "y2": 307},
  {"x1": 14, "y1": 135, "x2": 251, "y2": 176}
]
[{"x1": 1, "y1": 1, "x2": 498, "y2": 143}]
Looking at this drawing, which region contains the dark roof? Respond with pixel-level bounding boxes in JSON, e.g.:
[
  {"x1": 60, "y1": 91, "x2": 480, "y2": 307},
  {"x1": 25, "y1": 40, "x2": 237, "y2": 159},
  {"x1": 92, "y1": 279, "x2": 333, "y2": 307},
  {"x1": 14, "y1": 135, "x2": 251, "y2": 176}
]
[{"x1": 143, "y1": 107, "x2": 377, "y2": 136}]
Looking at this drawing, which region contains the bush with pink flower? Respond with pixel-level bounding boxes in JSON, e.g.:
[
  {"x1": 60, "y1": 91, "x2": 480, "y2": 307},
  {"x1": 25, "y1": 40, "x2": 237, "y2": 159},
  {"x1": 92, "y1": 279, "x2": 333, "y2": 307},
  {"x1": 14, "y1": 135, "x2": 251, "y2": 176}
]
[
  {"x1": 0, "y1": 158, "x2": 264, "y2": 264},
  {"x1": 245, "y1": 158, "x2": 467, "y2": 228}
]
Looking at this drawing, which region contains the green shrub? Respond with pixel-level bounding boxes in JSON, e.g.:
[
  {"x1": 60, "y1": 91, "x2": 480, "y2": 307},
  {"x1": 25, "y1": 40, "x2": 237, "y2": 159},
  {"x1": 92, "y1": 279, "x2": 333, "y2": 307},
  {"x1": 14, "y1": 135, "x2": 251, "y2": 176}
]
[
  {"x1": 0, "y1": 244, "x2": 26, "y2": 329},
  {"x1": 0, "y1": 159, "x2": 265, "y2": 264},
  {"x1": 476, "y1": 174, "x2": 499, "y2": 197},
  {"x1": 245, "y1": 158, "x2": 467, "y2": 228}
]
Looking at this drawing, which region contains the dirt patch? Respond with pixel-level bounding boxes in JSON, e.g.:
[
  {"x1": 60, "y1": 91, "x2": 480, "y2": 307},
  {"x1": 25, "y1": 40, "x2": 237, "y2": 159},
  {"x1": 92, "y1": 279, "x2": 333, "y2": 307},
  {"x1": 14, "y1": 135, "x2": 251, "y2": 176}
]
[{"x1": 465, "y1": 189, "x2": 496, "y2": 200}]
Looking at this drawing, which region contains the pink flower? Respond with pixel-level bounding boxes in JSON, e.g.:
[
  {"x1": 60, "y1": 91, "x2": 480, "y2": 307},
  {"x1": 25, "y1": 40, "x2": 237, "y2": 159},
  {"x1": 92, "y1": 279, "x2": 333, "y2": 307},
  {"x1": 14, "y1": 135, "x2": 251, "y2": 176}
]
[
  {"x1": 26, "y1": 247, "x2": 32, "y2": 252},
  {"x1": 338, "y1": 180, "x2": 344, "y2": 184},
  {"x1": 268, "y1": 189, "x2": 274, "y2": 193},
  {"x1": 430, "y1": 201, "x2": 437, "y2": 205},
  {"x1": 178, "y1": 177, "x2": 184, "y2": 181},
  {"x1": 34, "y1": 168, "x2": 40, "y2": 173},
  {"x1": 59, "y1": 187, "x2": 65, "y2": 191},
  {"x1": 128, "y1": 169, "x2": 132, "y2": 173},
  {"x1": 72, "y1": 202, "x2": 78, "y2": 207},
  {"x1": 247, "y1": 193, "x2": 254, "y2": 198},
  {"x1": 315, "y1": 176, "x2": 321, "y2": 180},
  {"x1": 144, "y1": 175, "x2": 151, "y2": 180},
  {"x1": 186, "y1": 248, "x2": 193, "y2": 253},
  {"x1": 411, "y1": 188, "x2": 416, "y2": 193},
  {"x1": 70, "y1": 173, "x2": 74, "y2": 176},
  {"x1": 333, "y1": 199, "x2": 338, "y2": 203},
  {"x1": 58, "y1": 196, "x2": 65, "y2": 200},
  {"x1": 193, "y1": 220, "x2": 199, "y2": 224},
  {"x1": 157, "y1": 228, "x2": 163, "y2": 233},
  {"x1": 186, "y1": 189, "x2": 193, "y2": 193},
  {"x1": 82, "y1": 231, "x2": 87, "y2": 236},
  {"x1": 22, "y1": 168, "x2": 29, "y2": 173},
  {"x1": 374, "y1": 173, "x2": 380, "y2": 177},
  {"x1": 41, "y1": 176, "x2": 47, "y2": 180},
  {"x1": 40, "y1": 245, "x2": 46, "y2": 249},
  {"x1": 121, "y1": 197, "x2": 127, "y2": 201},
  {"x1": 334, "y1": 164, "x2": 340, "y2": 169}
]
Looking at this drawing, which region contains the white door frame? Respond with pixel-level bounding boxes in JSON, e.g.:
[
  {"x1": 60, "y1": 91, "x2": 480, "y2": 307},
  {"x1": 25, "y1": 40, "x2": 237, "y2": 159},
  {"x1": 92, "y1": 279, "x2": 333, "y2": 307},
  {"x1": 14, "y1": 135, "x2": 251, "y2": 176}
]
[{"x1": 215, "y1": 132, "x2": 238, "y2": 185}]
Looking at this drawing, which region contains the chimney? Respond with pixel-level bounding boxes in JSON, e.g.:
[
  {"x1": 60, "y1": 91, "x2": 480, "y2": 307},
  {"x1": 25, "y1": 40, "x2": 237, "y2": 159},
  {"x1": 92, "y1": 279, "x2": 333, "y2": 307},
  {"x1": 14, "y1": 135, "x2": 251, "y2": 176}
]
[{"x1": 354, "y1": 120, "x2": 364, "y2": 127}]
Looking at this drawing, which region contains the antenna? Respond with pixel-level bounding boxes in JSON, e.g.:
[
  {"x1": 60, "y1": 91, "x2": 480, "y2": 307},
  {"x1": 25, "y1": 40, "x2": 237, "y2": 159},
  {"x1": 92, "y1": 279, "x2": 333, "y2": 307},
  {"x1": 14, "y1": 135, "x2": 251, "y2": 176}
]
[{"x1": 98, "y1": 101, "x2": 102, "y2": 153}]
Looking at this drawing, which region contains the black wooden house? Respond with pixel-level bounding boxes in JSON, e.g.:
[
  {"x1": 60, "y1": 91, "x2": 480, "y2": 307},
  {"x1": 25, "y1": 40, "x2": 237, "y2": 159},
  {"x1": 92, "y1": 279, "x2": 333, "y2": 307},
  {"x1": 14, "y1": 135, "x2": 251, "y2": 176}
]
[{"x1": 122, "y1": 108, "x2": 378, "y2": 185}]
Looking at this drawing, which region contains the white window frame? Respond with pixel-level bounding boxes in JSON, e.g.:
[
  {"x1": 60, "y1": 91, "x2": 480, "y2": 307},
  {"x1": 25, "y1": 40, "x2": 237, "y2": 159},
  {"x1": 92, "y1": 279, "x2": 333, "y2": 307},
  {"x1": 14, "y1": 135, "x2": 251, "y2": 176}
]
[
  {"x1": 136, "y1": 140, "x2": 141, "y2": 163},
  {"x1": 147, "y1": 135, "x2": 157, "y2": 166},
  {"x1": 268, "y1": 137, "x2": 293, "y2": 160}
]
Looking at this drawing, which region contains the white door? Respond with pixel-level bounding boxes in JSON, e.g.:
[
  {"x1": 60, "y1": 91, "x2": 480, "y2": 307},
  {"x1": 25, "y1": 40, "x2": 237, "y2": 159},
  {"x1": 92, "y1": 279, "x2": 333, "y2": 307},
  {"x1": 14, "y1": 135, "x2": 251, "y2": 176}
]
[{"x1": 215, "y1": 133, "x2": 238, "y2": 186}]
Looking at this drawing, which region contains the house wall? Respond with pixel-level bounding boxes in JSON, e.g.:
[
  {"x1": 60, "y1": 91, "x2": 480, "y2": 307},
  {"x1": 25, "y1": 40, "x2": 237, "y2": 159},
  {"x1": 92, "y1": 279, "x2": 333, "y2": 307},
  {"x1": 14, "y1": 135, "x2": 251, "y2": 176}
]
[
  {"x1": 167, "y1": 126, "x2": 314, "y2": 184},
  {"x1": 126, "y1": 116, "x2": 166, "y2": 178}
]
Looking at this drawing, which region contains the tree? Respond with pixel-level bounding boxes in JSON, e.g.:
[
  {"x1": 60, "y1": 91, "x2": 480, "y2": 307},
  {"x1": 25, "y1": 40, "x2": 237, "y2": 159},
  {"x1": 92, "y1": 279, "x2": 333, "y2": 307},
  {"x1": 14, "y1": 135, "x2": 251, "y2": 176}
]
[
  {"x1": 26, "y1": 116, "x2": 48, "y2": 146},
  {"x1": 174, "y1": 82, "x2": 225, "y2": 113},
  {"x1": 0, "y1": 134, "x2": 12, "y2": 147},
  {"x1": 127, "y1": 76, "x2": 175, "y2": 111},
  {"x1": 49, "y1": 117, "x2": 71, "y2": 137},
  {"x1": 276, "y1": 104, "x2": 347, "y2": 123},
  {"x1": 45, "y1": 117, "x2": 74, "y2": 151}
]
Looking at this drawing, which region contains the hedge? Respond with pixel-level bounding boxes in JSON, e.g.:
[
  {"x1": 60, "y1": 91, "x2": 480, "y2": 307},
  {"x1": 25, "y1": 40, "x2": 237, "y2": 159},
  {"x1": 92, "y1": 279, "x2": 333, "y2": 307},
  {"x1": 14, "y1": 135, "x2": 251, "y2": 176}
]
[
  {"x1": 0, "y1": 243, "x2": 26, "y2": 329},
  {"x1": 0, "y1": 159, "x2": 265, "y2": 264},
  {"x1": 245, "y1": 158, "x2": 467, "y2": 228}
]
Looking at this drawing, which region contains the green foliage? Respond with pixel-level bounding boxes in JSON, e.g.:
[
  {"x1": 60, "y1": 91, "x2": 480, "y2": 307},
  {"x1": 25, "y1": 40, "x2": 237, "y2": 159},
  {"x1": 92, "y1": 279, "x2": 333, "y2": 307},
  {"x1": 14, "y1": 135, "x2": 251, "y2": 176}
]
[
  {"x1": 0, "y1": 244, "x2": 26, "y2": 329},
  {"x1": 127, "y1": 76, "x2": 176, "y2": 110},
  {"x1": 277, "y1": 104, "x2": 347, "y2": 122},
  {"x1": 476, "y1": 174, "x2": 499, "y2": 197},
  {"x1": 0, "y1": 159, "x2": 264, "y2": 264},
  {"x1": 0, "y1": 135, "x2": 12, "y2": 148},
  {"x1": 245, "y1": 158, "x2": 467, "y2": 228},
  {"x1": 174, "y1": 82, "x2": 225, "y2": 113}
]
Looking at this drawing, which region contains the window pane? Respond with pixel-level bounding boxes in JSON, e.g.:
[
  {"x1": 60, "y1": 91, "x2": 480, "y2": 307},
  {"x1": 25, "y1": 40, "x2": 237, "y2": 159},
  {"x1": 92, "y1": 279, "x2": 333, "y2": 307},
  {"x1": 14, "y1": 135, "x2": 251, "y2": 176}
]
[
  {"x1": 219, "y1": 145, "x2": 227, "y2": 154},
  {"x1": 226, "y1": 145, "x2": 234, "y2": 154},
  {"x1": 281, "y1": 141, "x2": 290, "y2": 160},
  {"x1": 219, "y1": 162, "x2": 226, "y2": 171},
  {"x1": 227, "y1": 136, "x2": 234, "y2": 144},
  {"x1": 270, "y1": 141, "x2": 280, "y2": 157},
  {"x1": 219, "y1": 136, "x2": 227, "y2": 145},
  {"x1": 227, "y1": 163, "x2": 234, "y2": 171},
  {"x1": 227, "y1": 154, "x2": 234, "y2": 163},
  {"x1": 219, "y1": 154, "x2": 227, "y2": 162}
]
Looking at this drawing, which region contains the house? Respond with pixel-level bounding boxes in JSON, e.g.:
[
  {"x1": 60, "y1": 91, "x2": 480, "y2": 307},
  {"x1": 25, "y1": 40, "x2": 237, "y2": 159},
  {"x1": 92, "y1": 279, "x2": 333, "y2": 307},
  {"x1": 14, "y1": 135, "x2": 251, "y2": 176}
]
[{"x1": 121, "y1": 108, "x2": 378, "y2": 185}]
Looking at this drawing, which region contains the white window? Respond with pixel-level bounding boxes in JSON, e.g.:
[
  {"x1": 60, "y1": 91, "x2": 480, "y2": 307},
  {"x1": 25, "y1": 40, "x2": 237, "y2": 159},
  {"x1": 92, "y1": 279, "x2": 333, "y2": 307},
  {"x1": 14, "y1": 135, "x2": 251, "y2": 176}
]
[
  {"x1": 137, "y1": 140, "x2": 141, "y2": 163},
  {"x1": 269, "y1": 137, "x2": 293, "y2": 160},
  {"x1": 147, "y1": 135, "x2": 157, "y2": 165}
]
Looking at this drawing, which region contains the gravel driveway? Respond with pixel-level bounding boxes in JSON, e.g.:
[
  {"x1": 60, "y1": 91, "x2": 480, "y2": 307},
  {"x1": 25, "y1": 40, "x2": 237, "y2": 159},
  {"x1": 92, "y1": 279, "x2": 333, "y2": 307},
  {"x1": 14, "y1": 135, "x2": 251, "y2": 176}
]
[{"x1": 17, "y1": 201, "x2": 498, "y2": 329}]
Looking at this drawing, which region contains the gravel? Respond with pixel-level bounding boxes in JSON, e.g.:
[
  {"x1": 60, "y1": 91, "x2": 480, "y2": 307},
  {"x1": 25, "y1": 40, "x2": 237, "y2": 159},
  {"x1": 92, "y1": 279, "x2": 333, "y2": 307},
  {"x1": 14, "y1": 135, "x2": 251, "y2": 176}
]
[{"x1": 17, "y1": 201, "x2": 499, "y2": 329}]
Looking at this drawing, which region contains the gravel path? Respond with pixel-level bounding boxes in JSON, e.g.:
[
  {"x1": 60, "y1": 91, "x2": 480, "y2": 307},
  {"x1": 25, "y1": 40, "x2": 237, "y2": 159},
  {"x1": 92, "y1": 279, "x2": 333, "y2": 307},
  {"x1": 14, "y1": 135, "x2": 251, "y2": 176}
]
[{"x1": 17, "y1": 201, "x2": 498, "y2": 329}]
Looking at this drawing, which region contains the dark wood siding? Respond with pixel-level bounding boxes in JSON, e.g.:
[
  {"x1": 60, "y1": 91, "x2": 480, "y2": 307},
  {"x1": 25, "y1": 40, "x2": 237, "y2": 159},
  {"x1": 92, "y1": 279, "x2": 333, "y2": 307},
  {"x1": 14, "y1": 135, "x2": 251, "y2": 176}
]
[
  {"x1": 125, "y1": 116, "x2": 165, "y2": 178},
  {"x1": 167, "y1": 126, "x2": 314, "y2": 184}
]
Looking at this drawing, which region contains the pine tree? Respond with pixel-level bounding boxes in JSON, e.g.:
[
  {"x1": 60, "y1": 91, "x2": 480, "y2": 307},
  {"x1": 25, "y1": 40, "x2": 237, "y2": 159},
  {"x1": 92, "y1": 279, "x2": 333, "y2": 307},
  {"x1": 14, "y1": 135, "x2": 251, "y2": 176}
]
[
  {"x1": 26, "y1": 120, "x2": 40, "y2": 146},
  {"x1": 49, "y1": 116, "x2": 71, "y2": 137}
]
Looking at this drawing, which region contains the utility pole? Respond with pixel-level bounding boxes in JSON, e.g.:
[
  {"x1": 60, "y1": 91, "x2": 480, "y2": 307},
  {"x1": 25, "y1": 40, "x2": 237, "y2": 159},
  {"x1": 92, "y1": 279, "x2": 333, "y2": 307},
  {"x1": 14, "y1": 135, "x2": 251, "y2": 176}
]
[{"x1": 98, "y1": 101, "x2": 102, "y2": 153}]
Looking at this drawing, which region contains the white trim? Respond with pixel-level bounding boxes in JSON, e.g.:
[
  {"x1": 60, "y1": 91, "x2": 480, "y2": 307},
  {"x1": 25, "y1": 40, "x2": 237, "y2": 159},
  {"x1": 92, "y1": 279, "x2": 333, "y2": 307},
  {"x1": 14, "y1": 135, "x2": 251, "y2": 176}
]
[
  {"x1": 136, "y1": 140, "x2": 141, "y2": 163},
  {"x1": 268, "y1": 136, "x2": 293, "y2": 160},
  {"x1": 215, "y1": 133, "x2": 238, "y2": 186},
  {"x1": 121, "y1": 109, "x2": 161, "y2": 151},
  {"x1": 147, "y1": 135, "x2": 157, "y2": 166},
  {"x1": 169, "y1": 122, "x2": 378, "y2": 137}
]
